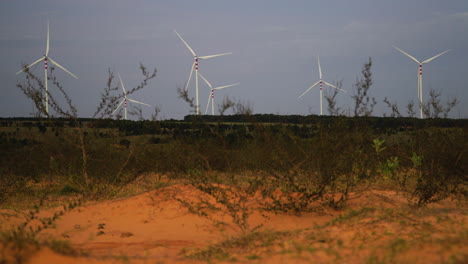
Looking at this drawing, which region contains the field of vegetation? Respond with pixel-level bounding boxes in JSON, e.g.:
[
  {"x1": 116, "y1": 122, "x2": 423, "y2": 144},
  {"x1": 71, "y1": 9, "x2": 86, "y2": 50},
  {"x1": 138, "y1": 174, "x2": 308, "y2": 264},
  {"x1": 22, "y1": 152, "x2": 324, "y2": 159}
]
[{"x1": 0, "y1": 115, "x2": 466, "y2": 263}]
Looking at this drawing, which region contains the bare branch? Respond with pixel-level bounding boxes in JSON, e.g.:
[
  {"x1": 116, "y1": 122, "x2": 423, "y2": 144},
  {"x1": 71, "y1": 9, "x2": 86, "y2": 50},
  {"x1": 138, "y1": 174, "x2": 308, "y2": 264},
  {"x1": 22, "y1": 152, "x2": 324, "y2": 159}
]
[
  {"x1": 177, "y1": 86, "x2": 197, "y2": 114},
  {"x1": 383, "y1": 97, "x2": 401, "y2": 117},
  {"x1": 324, "y1": 80, "x2": 344, "y2": 116},
  {"x1": 352, "y1": 57, "x2": 376, "y2": 116},
  {"x1": 218, "y1": 96, "x2": 236, "y2": 116}
]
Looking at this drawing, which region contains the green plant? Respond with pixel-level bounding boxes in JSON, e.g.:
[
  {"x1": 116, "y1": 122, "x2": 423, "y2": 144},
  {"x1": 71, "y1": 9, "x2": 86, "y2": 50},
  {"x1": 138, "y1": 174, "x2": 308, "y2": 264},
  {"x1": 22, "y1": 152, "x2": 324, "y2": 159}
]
[
  {"x1": 381, "y1": 157, "x2": 400, "y2": 180},
  {"x1": 372, "y1": 139, "x2": 386, "y2": 154}
]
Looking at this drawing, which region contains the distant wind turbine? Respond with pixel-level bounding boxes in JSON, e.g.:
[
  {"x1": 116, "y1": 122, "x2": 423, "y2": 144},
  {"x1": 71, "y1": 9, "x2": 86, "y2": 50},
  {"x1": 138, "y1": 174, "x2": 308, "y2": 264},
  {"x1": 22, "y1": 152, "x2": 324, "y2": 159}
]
[
  {"x1": 198, "y1": 73, "x2": 239, "y2": 115},
  {"x1": 393, "y1": 46, "x2": 451, "y2": 119},
  {"x1": 16, "y1": 21, "x2": 78, "y2": 115},
  {"x1": 174, "y1": 30, "x2": 232, "y2": 115},
  {"x1": 298, "y1": 56, "x2": 345, "y2": 116},
  {"x1": 112, "y1": 73, "x2": 151, "y2": 120}
]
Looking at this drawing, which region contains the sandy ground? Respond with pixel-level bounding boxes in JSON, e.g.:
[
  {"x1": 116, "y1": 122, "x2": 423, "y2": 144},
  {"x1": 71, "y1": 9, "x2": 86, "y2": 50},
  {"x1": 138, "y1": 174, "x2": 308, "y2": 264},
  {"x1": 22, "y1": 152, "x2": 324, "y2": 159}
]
[{"x1": 1, "y1": 182, "x2": 467, "y2": 264}]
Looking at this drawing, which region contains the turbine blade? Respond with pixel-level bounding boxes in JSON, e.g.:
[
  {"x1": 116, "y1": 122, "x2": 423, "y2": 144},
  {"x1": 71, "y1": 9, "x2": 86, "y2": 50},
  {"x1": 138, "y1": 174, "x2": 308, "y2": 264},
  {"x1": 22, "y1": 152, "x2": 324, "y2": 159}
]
[
  {"x1": 198, "y1": 72, "x2": 213, "y2": 88},
  {"x1": 46, "y1": 21, "x2": 50, "y2": 56},
  {"x1": 214, "y1": 83, "x2": 240, "y2": 90},
  {"x1": 323, "y1": 81, "x2": 336, "y2": 88},
  {"x1": 48, "y1": 58, "x2": 78, "y2": 79},
  {"x1": 324, "y1": 81, "x2": 346, "y2": 92},
  {"x1": 127, "y1": 98, "x2": 151, "y2": 107},
  {"x1": 16, "y1": 56, "x2": 45, "y2": 74},
  {"x1": 422, "y1": 49, "x2": 451, "y2": 64},
  {"x1": 298, "y1": 81, "x2": 320, "y2": 99},
  {"x1": 199, "y1": 52, "x2": 232, "y2": 59},
  {"x1": 174, "y1": 30, "x2": 197, "y2": 57},
  {"x1": 393, "y1": 45, "x2": 421, "y2": 64},
  {"x1": 318, "y1": 56, "x2": 322, "y2": 79},
  {"x1": 205, "y1": 92, "x2": 211, "y2": 115},
  {"x1": 112, "y1": 99, "x2": 125, "y2": 115},
  {"x1": 184, "y1": 62, "x2": 195, "y2": 91},
  {"x1": 117, "y1": 73, "x2": 126, "y2": 94}
]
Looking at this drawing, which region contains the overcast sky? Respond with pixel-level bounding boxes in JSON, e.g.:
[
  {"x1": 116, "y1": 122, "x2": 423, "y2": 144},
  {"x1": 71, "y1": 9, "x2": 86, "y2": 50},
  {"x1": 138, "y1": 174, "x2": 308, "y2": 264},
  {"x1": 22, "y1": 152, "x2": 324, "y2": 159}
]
[{"x1": 1, "y1": 0, "x2": 467, "y2": 119}]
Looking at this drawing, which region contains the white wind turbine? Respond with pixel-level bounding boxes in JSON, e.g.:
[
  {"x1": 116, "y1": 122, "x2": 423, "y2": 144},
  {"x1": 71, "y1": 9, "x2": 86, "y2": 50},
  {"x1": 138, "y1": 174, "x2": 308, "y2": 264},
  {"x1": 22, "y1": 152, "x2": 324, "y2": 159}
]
[
  {"x1": 393, "y1": 46, "x2": 451, "y2": 119},
  {"x1": 198, "y1": 73, "x2": 239, "y2": 115},
  {"x1": 112, "y1": 73, "x2": 151, "y2": 120},
  {"x1": 16, "y1": 21, "x2": 78, "y2": 115},
  {"x1": 175, "y1": 30, "x2": 232, "y2": 115},
  {"x1": 298, "y1": 56, "x2": 345, "y2": 116}
]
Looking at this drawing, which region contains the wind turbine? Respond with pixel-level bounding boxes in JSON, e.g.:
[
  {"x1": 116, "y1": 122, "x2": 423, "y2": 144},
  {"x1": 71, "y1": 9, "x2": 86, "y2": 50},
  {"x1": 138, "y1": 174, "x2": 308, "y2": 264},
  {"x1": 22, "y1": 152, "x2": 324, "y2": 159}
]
[
  {"x1": 16, "y1": 21, "x2": 78, "y2": 115},
  {"x1": 112, "y1": 73, "x2": 151, "y2": 120},
  {"x1": 198, "y1": 73, "x2": 239, "y2": 115},
  {"x1": 175, "y1": 30, "x2": 232, "y2": 115},
  {"x1": 393, "y1": 46, "x2": 451, "y2": 119},
  {"x1": 298, "y1": 56, "x2": 345, "y2": 116}
]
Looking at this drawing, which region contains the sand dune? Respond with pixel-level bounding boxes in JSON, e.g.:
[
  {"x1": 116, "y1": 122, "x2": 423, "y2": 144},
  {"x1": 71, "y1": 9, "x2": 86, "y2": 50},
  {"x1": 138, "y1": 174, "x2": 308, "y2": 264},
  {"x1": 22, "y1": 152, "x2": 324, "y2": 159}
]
[{"x1": 0, "y1": 183, "x2": 466, "y2": 263}]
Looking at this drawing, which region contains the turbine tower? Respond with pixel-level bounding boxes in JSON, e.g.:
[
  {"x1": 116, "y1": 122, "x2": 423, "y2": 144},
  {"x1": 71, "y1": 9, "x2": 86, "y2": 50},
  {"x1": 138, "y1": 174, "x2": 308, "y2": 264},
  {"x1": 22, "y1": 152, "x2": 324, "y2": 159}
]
[
  {"x1": 175, "y1": 30, "x2": 231, "y2": 115},
  {"x1": 112, "y1": 73, "x2": 151, "y2": 120},
  {"x1": 393, "y1": 46, "x2": 451, "y2": 119},
  {"x1": 16, "y1": 21, "x2": 78, "y2": 115},
  {"x1": 298, "y1": 56, "x2": 345, "y2": 115},
  {"x1": 198, "y1": 73, "x2": 239, "y2": 115}
]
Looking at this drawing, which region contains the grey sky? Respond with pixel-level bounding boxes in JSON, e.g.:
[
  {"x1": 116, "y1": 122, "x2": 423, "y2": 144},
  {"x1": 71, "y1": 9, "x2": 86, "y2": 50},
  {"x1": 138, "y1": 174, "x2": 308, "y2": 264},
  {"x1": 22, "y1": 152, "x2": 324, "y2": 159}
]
[{"x1": 1, "y1": 0, "x2": 467, "y2": 119}]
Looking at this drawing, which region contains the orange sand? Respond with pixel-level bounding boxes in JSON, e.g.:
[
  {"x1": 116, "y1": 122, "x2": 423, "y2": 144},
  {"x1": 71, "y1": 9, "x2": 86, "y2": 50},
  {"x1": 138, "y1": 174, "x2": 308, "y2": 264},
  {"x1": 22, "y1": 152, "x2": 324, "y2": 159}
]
[{"x1": 1, "y1": 183, "x2": 466, "y2": 264}]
